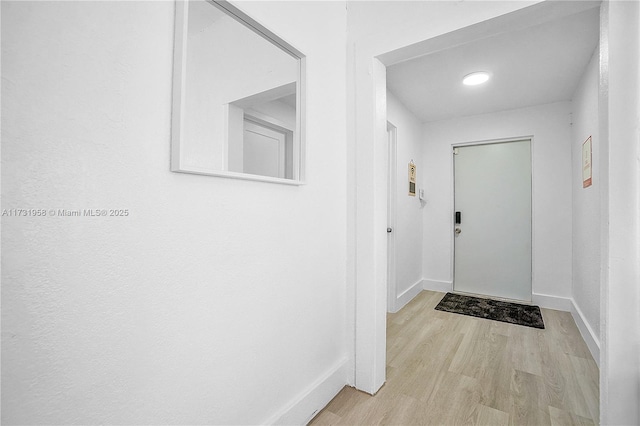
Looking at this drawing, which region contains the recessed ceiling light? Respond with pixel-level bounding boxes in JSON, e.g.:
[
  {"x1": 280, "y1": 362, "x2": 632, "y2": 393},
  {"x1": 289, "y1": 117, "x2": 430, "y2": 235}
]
[{"x1": 463, "y1": 71, "x2": 490, "y2": 86}]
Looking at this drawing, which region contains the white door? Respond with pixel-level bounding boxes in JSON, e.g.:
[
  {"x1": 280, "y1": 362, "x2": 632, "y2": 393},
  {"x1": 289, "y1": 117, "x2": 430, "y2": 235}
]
[
  {"x1": 453, "y1": 140, "x2": 532, "y2": 301},
  {"x1": 243, "y1": 120, "x2": 286, "y2": 178},
  {"x1": 386, "y1": 123, "x2": 397, "y2": 312}
]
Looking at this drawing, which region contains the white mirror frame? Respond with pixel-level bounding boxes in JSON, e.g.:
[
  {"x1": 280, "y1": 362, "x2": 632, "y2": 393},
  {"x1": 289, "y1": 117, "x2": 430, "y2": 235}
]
[{"x1": 171, "y1": 0, "x2": 306, "y2": 185}]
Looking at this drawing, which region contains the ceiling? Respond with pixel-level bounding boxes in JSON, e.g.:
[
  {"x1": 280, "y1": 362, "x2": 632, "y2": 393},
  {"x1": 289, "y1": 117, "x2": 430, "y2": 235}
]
[{"x1": 386, "y1": 4, "x2": 600, "y2": 123}]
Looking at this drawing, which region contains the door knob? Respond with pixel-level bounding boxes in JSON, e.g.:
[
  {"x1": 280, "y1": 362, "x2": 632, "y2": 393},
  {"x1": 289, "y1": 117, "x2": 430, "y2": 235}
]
[
  {"x1": 455, "y1": 227, "x2": 461, "y2": 235},
  {"x1": 387, "y1": 227, "x2": 393, "y2": 233}
]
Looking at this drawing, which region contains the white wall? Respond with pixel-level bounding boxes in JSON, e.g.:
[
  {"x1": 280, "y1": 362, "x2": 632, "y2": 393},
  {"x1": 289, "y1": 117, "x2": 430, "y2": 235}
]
[
  {"x1": 600, "y1": 1, "x2": 640, "y2": 424},
  {"x1": 570, "y1": 48, "x2": 600, "y2": 355},
  {"x1": 1, "y1": 1, "x2": 347, "y2": 424},
  {"x1": 422, "y1": 102, "x2": 573, "y2": 305},
  {"x1": 386, "y1": 91, "x2": 423, "y2": 312}
]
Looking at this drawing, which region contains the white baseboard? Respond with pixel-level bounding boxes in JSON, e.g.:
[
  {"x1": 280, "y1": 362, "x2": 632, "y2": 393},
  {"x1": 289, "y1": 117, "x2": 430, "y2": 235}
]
[
  {"x1": 390, "y1": 279, "x2": 423, "y2": 313},
  {"x1": 570, "y1": 300, "x2": 601, "y2": 366},
  {"x1": 531, "y1": 292, "x2": 573, "y2": 311},
  {"x1": 264, "y1": 357, "x2": 348, "y2": 425},
  {"x1": 422, "y1": 279, "x2": 452, "y2": 293},
  {"x1": 531, "y1": 293, "x2": 600, "y2": 366}
]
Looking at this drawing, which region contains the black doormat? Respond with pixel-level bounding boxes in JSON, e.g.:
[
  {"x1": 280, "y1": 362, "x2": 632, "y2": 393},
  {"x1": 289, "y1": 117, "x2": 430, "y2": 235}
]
[{"x1": 435, "y1": 292, "x2": 545, "y2": 329}]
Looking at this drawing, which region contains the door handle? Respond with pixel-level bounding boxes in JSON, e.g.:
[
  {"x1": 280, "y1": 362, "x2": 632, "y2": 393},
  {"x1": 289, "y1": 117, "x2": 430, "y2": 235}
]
[
  {"x1": 387, "y1": 227, "x2": 393, "y2": 233},
  {"x1": 455, "y1": 227, "x2": 461, "y2": 235}
]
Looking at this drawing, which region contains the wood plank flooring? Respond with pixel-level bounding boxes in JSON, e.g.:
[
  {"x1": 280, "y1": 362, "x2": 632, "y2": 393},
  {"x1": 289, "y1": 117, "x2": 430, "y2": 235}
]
[{"x1": 311, "y1": 291, "x2": 599, "y2": 425}]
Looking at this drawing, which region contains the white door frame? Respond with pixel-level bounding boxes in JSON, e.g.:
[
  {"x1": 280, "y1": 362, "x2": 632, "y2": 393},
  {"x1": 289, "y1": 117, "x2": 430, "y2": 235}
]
[
  {"x1": 451, "y1": 137, "x2": 534, "y2": 302},
  {"x1": 352, "y1": 56, "x2": 388, "y2": 393}
]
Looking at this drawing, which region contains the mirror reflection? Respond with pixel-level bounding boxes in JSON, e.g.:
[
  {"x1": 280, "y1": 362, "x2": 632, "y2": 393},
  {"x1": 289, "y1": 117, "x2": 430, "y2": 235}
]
[{"x1": 171, "y1": 0, "x2": 304, "y2": 182}]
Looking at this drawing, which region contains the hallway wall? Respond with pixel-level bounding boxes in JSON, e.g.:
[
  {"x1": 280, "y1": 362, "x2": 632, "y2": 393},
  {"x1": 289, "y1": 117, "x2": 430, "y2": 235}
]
[
  {"x1": 1, "y1": 1, "x2": 348, "y2": 424},
  {"x1": 386, "y1": 91, "x2": 424, "y2": 312},
  {"x1": 571, "y1": 47, "x2": 600, "y2": 358},
  {"x1": 421, "y1": 102, "x2": 573, "y2": 305}
]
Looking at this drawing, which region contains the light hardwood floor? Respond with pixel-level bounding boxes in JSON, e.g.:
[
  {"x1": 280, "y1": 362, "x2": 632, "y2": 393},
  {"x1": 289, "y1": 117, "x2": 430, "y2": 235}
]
[{"x1": 311, "y1": 290, "x2": 599, "y2": 425}]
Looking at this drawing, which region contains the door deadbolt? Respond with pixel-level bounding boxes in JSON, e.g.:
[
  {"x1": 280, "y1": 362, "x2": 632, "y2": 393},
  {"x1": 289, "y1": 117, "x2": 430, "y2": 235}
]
[{"x1": 387, "y1": 227, "x2": 393, "y2": 233}]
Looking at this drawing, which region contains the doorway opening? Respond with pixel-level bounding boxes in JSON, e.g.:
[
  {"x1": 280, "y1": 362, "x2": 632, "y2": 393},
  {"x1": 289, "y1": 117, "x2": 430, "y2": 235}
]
[{"x1": 353, "y1": 0, "x2": 602, "y2": 395}]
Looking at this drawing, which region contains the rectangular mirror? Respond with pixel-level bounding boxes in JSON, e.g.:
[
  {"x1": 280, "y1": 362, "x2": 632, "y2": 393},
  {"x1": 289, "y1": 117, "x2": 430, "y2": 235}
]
[{"x1": 171, "y1": 0, "x2": 305, "y2": 184}]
